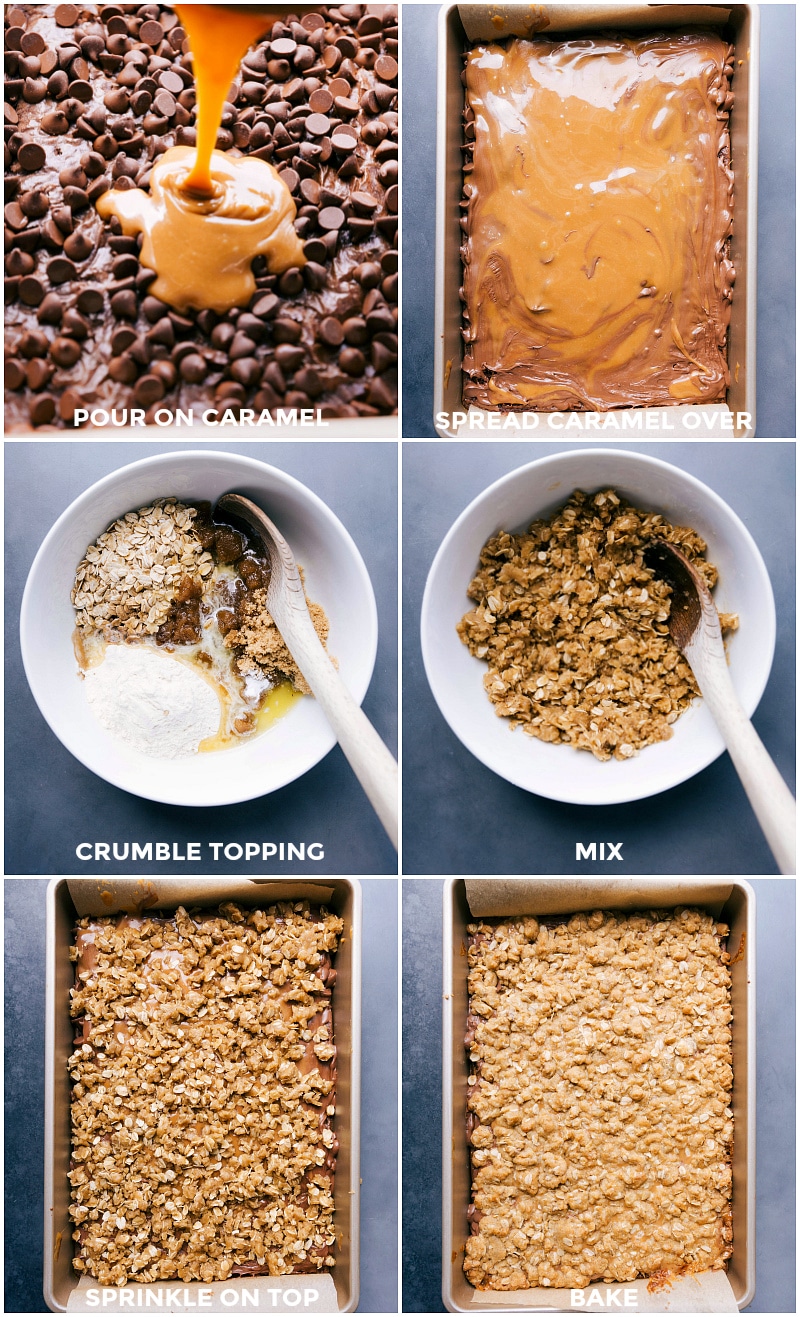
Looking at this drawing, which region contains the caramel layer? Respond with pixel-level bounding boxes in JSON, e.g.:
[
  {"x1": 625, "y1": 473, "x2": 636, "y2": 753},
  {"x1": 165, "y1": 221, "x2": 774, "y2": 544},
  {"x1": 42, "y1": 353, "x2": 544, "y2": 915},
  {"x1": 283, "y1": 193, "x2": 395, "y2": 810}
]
[{"x1": 461, "y1": 33, "x2": 735, "y2": 411}]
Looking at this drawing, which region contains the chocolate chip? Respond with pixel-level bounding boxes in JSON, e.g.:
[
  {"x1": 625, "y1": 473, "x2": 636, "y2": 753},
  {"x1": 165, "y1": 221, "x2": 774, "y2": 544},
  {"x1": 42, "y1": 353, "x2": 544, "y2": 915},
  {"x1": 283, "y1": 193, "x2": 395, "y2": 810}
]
[
  {"x1": 272, "y1": 317, "x2": 301, "y2": 345},
  {"x1": 305, "y1": 112, "x2": 330, "y2": 137},
  {"x1": 230, "y1": 331, "x2": 256, "y2": 360},
  {"x1": 318, "y1": 316, "x2": 344, "y2": 347},
  {"x1": 308, "y1": 88, "x2": 333, "y2": 114},
  {"x1": 19, "y1": 329, "x2": 49, "y2": 358},
  {"x1": 355, "y1": 261, "x2": 382, "y2": 289},
  {"x1": 55, "y1": 5, "x2": 79, "y2": 27},
  {"x1": 62, "y1": 309, "x2": 90, "y2": 339},
  {"x1": 77, "y1": 287, "x2": 104, "y2": 314},
  {"x1": 68, "y1": 78, "x2": 92, "y2": 103},
  {"x1": 230, "y1": 356, "x2": 260, "y2": 387},
  {"x1": 153, "y1": 89, "x2": 175, "y2": 118},
  {"x1": 62, "y1": 230, "x2": 92, "y2": 261},
  {"x1": 367, "y1": 375, "x2": 396, "y2": 410},
  {"x1": 52, "y1": 205, "x2": 73, "y2": 234},
  {"x1": 303, "y1": 261, "x2": 327, "y2": 291},
  {"x1": 36, "y1": 292, "x2": 64, "y2": 325},
  {"x1": 274, "y1": 344, "x2": 305, "y2": 373},
  {"x1": 59, "y1": 164, "x2": 87, "y2": 190},
  {"x1": 111, "y1": 326, "x2": 137, "y2": 355},
  {"x1": 375, "y1": 55, "x2": 398, "y2": 83},
  {"x1": 112, "y1": 254, "x2": 139, "y2": 280},
  {"x1": 47, "y1": 68, "x2": 69, "y2": 98},
  {"x1": 318, "y1": 205, "x2": 345, "y2": 231},
  {"x1": 19, "y1": 189, "x2": 49, "y2": 218},
  {"x1": 385, "y1": 184, "x2": 398, "y2": 214},
  {"x1": 110, "y1": 289, "x2": 137, "y2": 319},
  {"x1": 20, "y1": 32, "x2": 46, "y2": 57},
  {"x1": 6, "y1": 248, "x2": 34, "y2": 277},
  {"x1": 23, "y1": 77, "x2": 48, "y2": 103},
  {"x1": 139, "y1": 19, "x2": 164, "y2": 47},
  {"x1": 50, "y1": 335, "x2": 81, "y2": 367},
  {"x1": 133, "y1": 373, "x2": 165, "y2": 406},
  {"x1": 108, "y1": 353, "x2": 138, "y2": 384},
  {"x1": 301, "y1": 12, "x2": 326, "y2": 32},
  {"x1": 5, "y1": 358, "x2": 26, "y2": 390},
  {"x1": 30, "y1": 393, "x2": 56, "y2": 425},
  {"x1": 86, "y1": 176, "x2": 110, "y2": 203},
  {"x1": 339, "y1": 346, "x2": 365, "y2": 375},
  {"x1": 150, "y1": 359, "x2": 177, "y2": 390},
  {"x1": 343, "y1": 316, "x2": 369, "y2": 345},
  {"x1": 179, "y1": 352, "x2": 206, "y2": 383},
  {"x1": 331, "y1": 130, "x2": 357, "y2": 153},
  {"x1": 382, "y1": 272, "x2": 398, "y2": 302},
  {"x1": 26, "y1": 357, "x2": 54, "y2": 390},
  {"x1": 81, "y1": 150, "x2": 106, "y2": 178},
  {"x1": 104, "y1": 87, "x2": 130, "y2": 114},
  {"x1": 302, "y1": 238, "x2": 326, "y2": 264},
  {"x1": 46, "y1": 256, "x2": 76, "y2": 285},
  {"x1": 63, "y1": 185, "x2": 89, "y2": 211},
  {"x1": 279, "y1": 166, "x2": 299, "y2": 193},
  {"x1": 4, "y1": 201, "x2": 27, "y2": 231},
  {"x1": 252, "y1": 292, "x2": 279, "y2": 320},
  {"x1": 42, "y1": 108, "x2": 70, "y2": 135},
  {"x1": 17, "y1": 141, "x2": 46, "y2": 171},
  {"x1": 59, "y1": 387, "x2": 85, "y2": 422}
]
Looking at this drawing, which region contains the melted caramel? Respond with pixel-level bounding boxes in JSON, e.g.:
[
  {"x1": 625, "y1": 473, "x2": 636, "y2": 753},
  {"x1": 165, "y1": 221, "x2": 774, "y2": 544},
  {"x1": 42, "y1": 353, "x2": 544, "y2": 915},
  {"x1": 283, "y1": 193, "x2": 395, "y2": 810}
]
[
  {"x1": 462, "y1": 33, "x2": 735, "y2": 410},
  {"x1": 173, "y1": 4, "x2": 282, "y2": 198},
  {"x1": 97, "y1": 146, "x2": 305, "y2": 313}
]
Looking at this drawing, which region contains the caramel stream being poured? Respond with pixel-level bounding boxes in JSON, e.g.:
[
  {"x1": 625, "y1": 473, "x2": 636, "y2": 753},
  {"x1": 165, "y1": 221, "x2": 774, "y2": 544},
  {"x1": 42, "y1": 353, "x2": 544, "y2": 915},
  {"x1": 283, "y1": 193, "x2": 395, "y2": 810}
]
[{"x1": 97, "y1": 4, "x2": 305, "y2": 313}]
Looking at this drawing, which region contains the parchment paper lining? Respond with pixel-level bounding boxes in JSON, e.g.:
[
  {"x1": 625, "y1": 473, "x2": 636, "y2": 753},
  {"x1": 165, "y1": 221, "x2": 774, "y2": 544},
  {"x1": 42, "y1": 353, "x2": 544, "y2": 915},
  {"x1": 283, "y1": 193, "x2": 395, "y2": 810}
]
[
  {"x1": 458, "y1": 4, "x2": 732, "y2": 42},
  {"x1": 67, "y1": 878, "x2": 335, "y2": 917}
]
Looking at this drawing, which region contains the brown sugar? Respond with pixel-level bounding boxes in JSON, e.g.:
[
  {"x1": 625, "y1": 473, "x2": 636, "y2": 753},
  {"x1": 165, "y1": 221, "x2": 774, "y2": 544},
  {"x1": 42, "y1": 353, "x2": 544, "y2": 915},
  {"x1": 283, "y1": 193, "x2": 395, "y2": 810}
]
[{"x1": 226, "y1": 588, "x2": 330, "y2": 696}]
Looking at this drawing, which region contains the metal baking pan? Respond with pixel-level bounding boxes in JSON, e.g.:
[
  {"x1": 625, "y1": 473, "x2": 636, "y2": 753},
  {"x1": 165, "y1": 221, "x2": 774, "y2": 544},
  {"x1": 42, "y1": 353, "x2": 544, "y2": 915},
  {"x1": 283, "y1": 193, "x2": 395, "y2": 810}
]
[
  {"x1": 44, "y1": 878, "x2": 361, "y2": 1313},
  {"x1": 442, "y1": 878, "x2": 756, "y2": 1311},
  {"x1": 434, "y1": 4, "x2": 758, "y2": 440}
]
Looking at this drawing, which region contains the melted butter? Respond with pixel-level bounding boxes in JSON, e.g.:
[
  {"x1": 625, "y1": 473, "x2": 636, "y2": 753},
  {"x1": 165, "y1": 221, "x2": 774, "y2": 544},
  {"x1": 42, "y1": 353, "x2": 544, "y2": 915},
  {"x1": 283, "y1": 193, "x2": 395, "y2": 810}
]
[
  {"x1": 462, "y1": 33, "x2": 735, "y2": 411},
  {"x1": 97, "y1": 146, "x2": 305, "y2": 313},
  {"x1": 198, "y1": 680, "x2": 301, "y2": 753}
]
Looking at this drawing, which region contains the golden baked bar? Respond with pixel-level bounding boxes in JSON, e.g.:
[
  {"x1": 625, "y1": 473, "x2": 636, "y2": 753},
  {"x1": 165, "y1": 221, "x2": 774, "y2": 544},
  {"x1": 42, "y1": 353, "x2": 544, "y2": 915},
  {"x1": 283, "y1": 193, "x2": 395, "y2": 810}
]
[
  {"x1": 465, "y1": 908, "x2": 733, "y2": 1290},
  {"x1": 461, "y1": 34, "x2": 735, "y2": 411},
  {"x1": 68, "y1": 902, "x2": 342, "y2": 1286}
]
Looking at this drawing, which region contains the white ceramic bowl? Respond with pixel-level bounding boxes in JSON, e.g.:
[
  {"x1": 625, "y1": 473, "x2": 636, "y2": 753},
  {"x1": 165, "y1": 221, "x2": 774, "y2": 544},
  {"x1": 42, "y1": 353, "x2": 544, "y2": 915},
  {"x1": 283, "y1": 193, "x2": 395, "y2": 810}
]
[
  {"x1": 21, "y1": 450, "x2": 378, "y2": 806},
  {"x1": 421, "y1": 448, "x2": 776, "y2": 805}
]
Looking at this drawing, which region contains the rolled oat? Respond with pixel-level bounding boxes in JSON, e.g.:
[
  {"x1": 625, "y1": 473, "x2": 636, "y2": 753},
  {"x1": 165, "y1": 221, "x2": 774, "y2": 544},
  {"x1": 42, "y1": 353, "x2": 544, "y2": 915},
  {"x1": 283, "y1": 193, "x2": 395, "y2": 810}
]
[{"x1": 457, "y1": 490, "x2": 738, "y2": 761}]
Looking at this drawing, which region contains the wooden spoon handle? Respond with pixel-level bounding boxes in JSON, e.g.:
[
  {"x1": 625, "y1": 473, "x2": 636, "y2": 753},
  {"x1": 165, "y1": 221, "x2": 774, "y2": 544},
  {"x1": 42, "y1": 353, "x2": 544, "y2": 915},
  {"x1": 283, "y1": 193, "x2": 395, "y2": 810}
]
[
  {"x1": 690, "y1": 642, "x2": 796, "y2": 874},
  {"x1": 271, "y1": 597, "x2": 398, "y2": 849}
]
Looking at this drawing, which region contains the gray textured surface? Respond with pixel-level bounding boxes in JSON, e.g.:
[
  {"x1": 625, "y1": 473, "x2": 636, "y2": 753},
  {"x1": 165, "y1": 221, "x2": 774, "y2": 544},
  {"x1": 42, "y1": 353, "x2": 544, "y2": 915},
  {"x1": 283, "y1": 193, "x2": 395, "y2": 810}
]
[
  {"x1": 4, "y1": 442, "x2": 398, "y2": 876},
  {"x1": 402, "y1": 442, "x2": 795, "y2": 875},
  {"x1": 401, "y1": 4, "x2": 797, "y2": 438},
  {"x1": 3, "y1": 876, "x2": 399, "y2": 1314},
  {"x1": 401, "y1": 877, "x2": 796, "y2": 1314}
]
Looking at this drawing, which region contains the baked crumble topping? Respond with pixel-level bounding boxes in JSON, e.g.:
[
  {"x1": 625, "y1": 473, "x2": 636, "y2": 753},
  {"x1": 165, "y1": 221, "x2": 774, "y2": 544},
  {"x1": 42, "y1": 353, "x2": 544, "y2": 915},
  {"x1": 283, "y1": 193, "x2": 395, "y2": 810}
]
[
  {"x1": 465, "y1": 908, "x2": 733, "y2": 1290},
  {"x1": 69, "y1": 901, "x2": 342, "y2": 1286}
]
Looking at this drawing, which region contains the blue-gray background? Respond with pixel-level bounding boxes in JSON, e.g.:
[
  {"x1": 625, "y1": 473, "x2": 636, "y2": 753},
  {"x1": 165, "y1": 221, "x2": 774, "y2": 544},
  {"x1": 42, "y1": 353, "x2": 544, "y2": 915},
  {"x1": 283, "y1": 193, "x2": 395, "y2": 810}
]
[
  {"x1": 401, "y1": 4, "x2": 797, "y2": 438},
  {"x1": 402, "y1": 442, "x2": 795, "y2": 875},
  {"x1": 402, "y1": 877, "x2": 796, "y2": 1313},
  {"x1": 4, "y1": 442, "x2": 398, "y2": 876},
  {"x1": 4, "y1": 876, "x2": 399, "y2": 1313}
]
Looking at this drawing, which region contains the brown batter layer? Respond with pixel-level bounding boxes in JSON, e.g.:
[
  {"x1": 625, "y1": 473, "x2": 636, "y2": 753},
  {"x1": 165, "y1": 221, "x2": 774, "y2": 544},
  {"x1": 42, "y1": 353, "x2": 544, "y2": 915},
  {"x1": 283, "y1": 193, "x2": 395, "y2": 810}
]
[
  {"x1": 69, "y1": 903, "x2": 341, "y2": 1286},
  {"x1": 461, "y1": 33, "x2": 735, "y2": 411}
]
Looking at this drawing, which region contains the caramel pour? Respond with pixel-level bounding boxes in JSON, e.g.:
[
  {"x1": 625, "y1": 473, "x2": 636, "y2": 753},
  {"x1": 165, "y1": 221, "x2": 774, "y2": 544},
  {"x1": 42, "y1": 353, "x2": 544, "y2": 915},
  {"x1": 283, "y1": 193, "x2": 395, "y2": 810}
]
[
  {"x1": 97, "y1": 147, "x2": 305, "y2": 313},
  {"x1": 462, "y1": 33, "x2": 735, "y2": 411},
  {"x1": 173, "y1": 4, "x2": 282, "y2": 199},
  {"x1": 96, "y1": 6, "x2": 305, "y2": 312}
]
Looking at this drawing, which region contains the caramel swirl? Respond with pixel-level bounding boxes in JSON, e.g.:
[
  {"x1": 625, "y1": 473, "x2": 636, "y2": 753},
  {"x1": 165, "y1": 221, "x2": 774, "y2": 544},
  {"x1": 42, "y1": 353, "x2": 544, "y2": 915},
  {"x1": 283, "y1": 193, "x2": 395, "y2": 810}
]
[
  {"x1": 97, "y1": 146, "x2": 305, "y2": 314},
  {"x1": 461, "y1": 33, "x2": 735, "y2": 411}
]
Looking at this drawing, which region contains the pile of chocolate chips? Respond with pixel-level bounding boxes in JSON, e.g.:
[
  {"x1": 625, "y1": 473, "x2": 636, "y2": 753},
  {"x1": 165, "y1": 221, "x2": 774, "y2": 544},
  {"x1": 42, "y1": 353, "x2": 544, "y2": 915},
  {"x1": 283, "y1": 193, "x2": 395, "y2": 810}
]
[{"x1": 4, "y1": 3, "x2": 398, "y2": 428}]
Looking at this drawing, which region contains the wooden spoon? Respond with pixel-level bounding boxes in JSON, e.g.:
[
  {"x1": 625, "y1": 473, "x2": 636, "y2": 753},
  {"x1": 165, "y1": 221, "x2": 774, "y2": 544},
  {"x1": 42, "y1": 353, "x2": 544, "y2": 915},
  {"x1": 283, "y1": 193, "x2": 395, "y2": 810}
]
[
  {"x1": 645, "y1": 540, "x2": 795, "y2": 874},
  {"x1": 215, "y1": 493, "x2": 398, "y2": 849}
]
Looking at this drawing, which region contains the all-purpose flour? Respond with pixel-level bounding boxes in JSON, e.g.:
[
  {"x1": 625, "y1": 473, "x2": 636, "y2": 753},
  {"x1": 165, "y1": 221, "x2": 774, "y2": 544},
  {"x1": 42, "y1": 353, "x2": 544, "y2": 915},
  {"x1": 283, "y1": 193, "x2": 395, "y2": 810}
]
[{"x1": 83, "y1": 644, "x2": 221, "y2": 758}]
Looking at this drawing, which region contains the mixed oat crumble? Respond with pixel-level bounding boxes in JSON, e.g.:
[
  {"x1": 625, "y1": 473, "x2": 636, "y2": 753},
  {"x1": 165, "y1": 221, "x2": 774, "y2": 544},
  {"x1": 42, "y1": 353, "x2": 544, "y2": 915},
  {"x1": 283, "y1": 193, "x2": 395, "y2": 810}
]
[
  {"x1": 465, "y1": 907, "x2": 733, "y2": 1290},
  {"x1": 69, "y1": 901, "x2": 342, "y2": 1286},
  {"x1": 457, "y1": 489, "x2": 738, "y2": 761}
]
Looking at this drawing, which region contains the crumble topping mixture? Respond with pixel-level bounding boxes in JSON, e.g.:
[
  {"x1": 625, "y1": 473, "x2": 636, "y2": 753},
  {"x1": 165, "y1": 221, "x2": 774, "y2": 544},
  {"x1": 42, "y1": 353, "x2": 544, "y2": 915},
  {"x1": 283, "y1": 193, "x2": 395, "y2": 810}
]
[
  {"x1": 465, "y1": 908, "x2": 733, "y2": 1290},
  {"x1": 457, "y1": 489, "x2": 738, "y2": 761},
  {"x1": 69, "y1": 901, "x2": 342, "y2": 1286}
]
